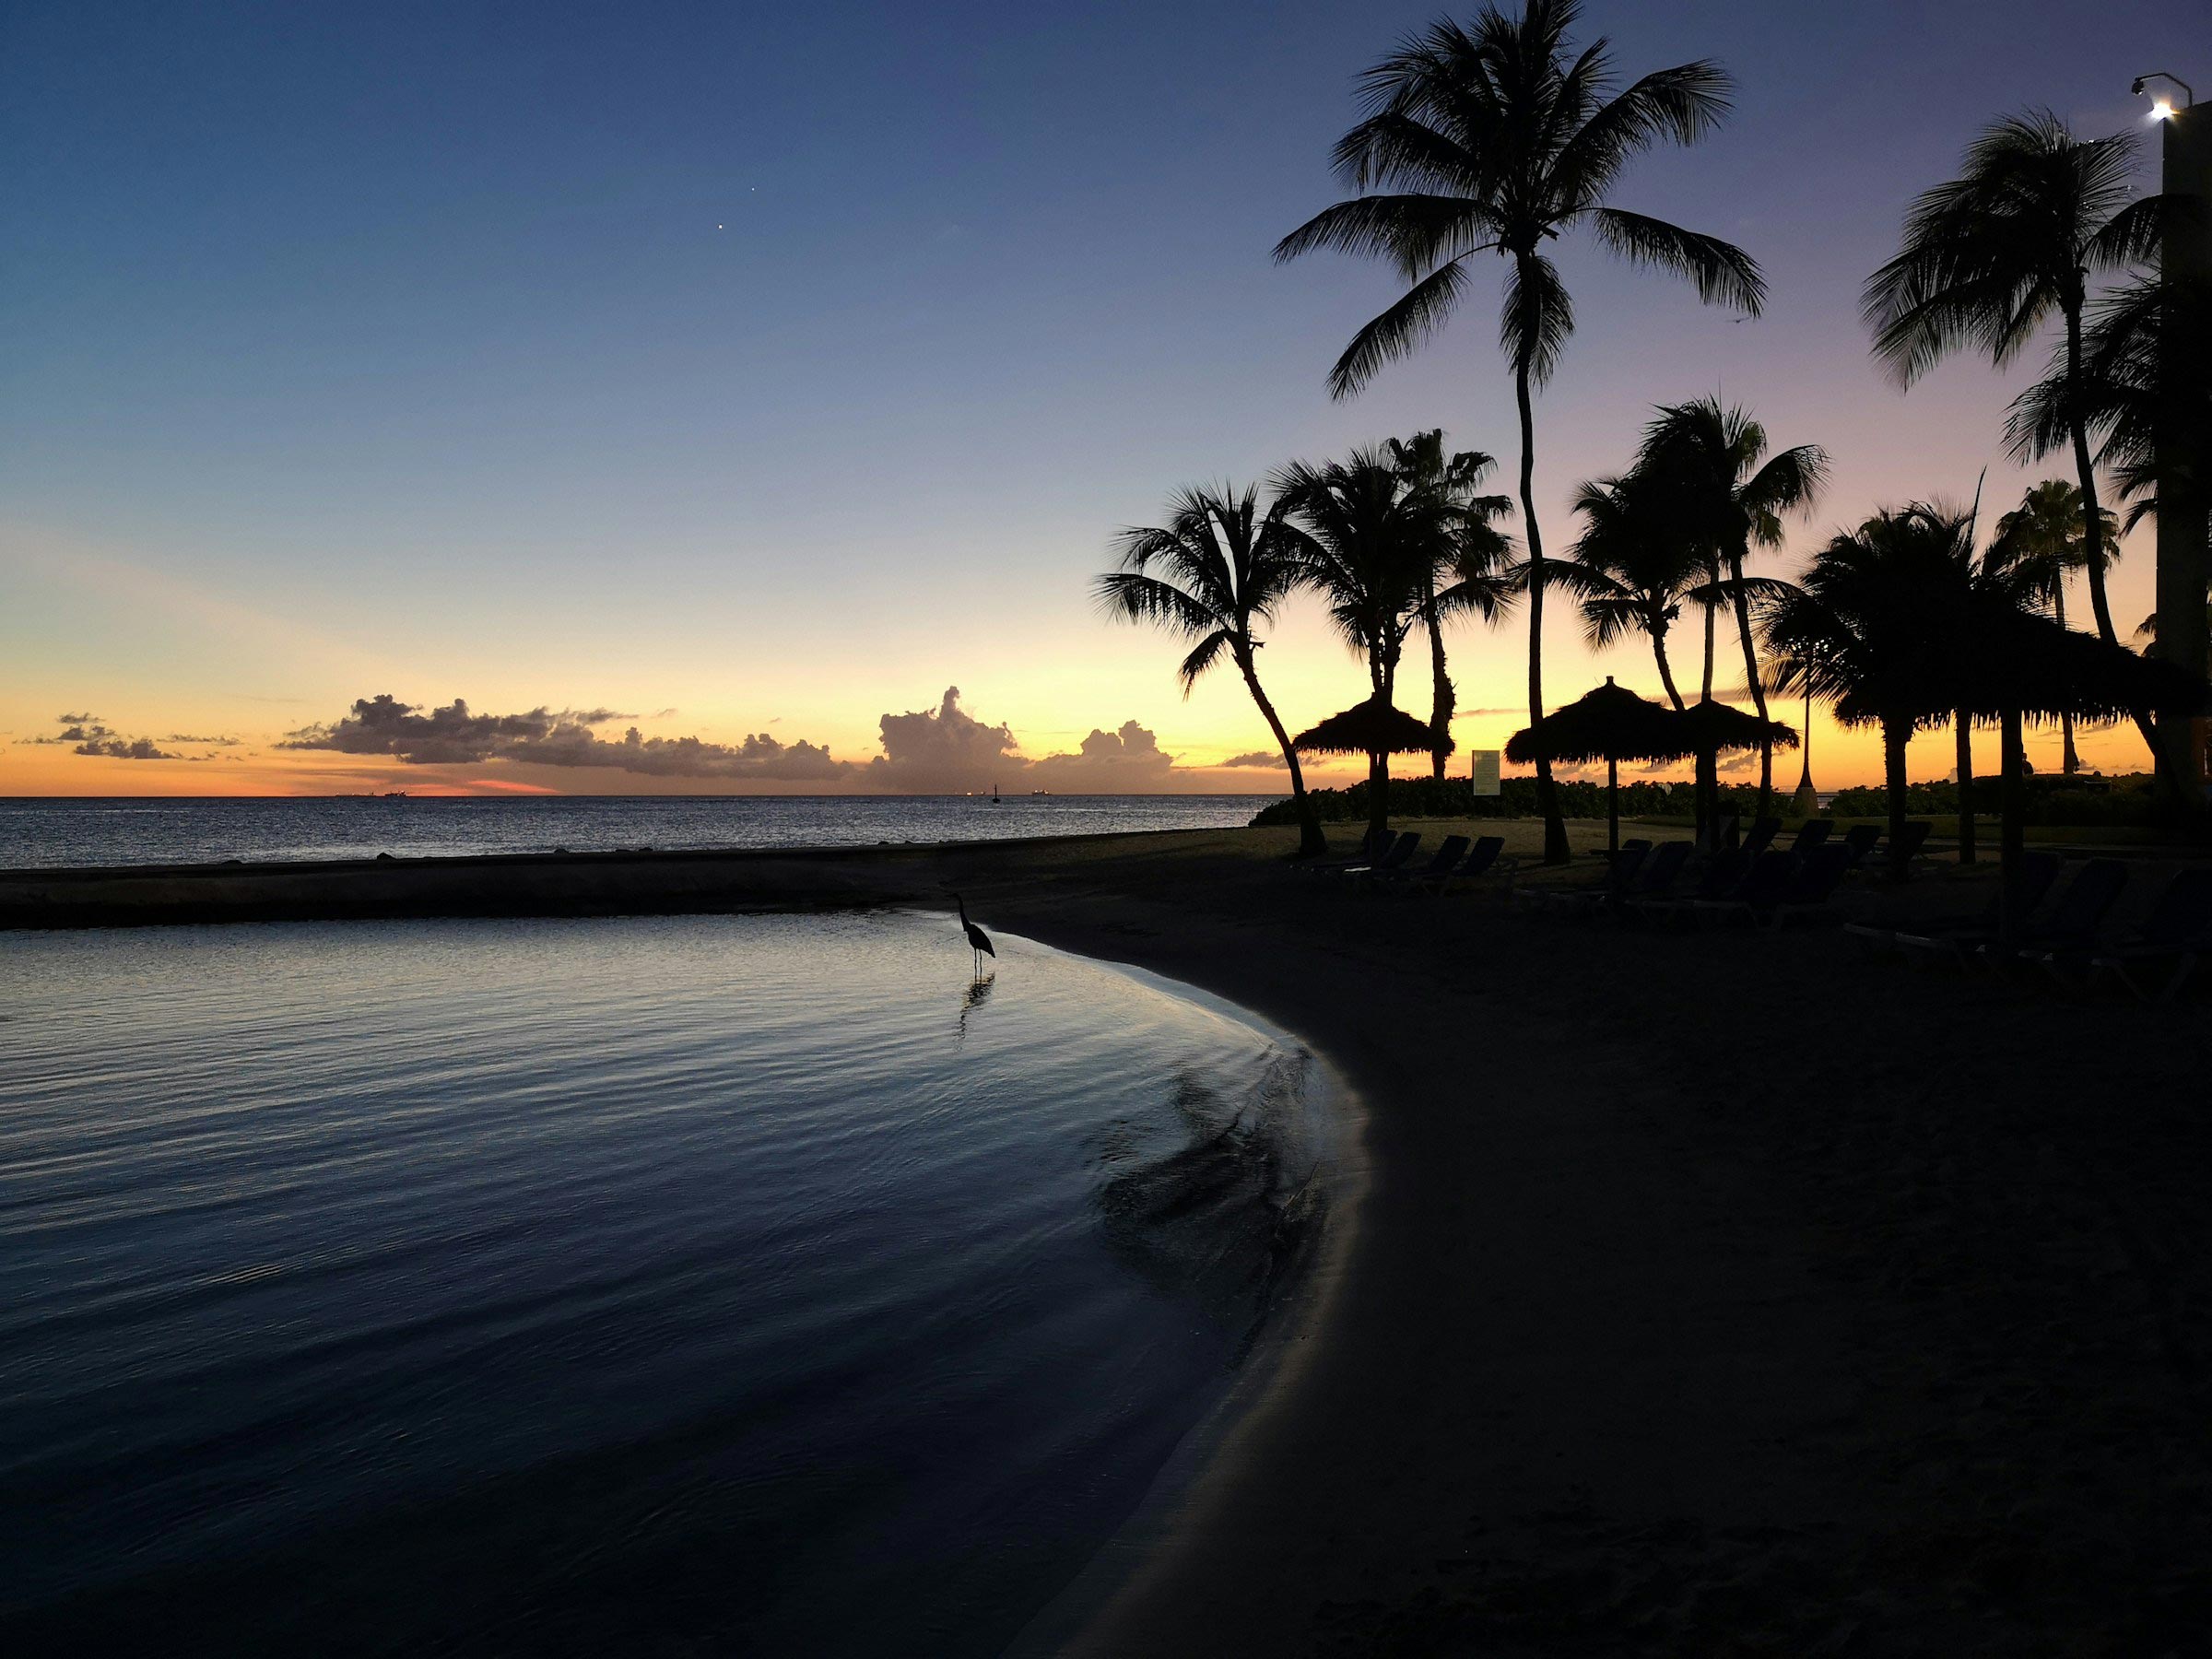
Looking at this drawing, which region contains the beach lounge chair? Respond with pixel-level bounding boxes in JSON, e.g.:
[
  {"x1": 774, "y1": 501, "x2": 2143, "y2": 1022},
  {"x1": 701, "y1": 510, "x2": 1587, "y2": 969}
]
[
  {"x1": 1430, "y1": 834, "x2": 1510, "y2": 896},
  {"x1": 1890, "y1": 820, "x2": 1933, "y2": 866},
  {"x1": 1839, "y1": 823, "x2": 1882, "y2": 867},
  {"x1": 1594, "y1": 839, "x2": 1693, "y2": 918},
  {"x1": 1680, "y1": 848, "x2": 1805, "y2": 925},
  {"x1": 2048, "y1": 865, "x2": 2212, "y2": 1001},
  {"x1": 1858, "y1": 852, "x2": 2065, "y2": 960},
  {"x1": 1296, "y1": 825, "x2": 1390, "y2": 876},
  {"x1": 1337, "y1": 831, "x2": 1421, "y2": 881},
  {"x1": 1784, "y1": 818, "x2": 1834, "y2": 856},
  {"x1": 1626, "y1": 845, "x2": 1747, "y2": 924},
  {"x1": 1738, "y1": 817, "x2": 1783, "y2": 859},
  {"x1": 1707, "y1": 813, "x2": 1740, "y2": 853},
  {"x1": 1972, "y1": 858, "x2": 2131, "y2": 974},
  {"x1": 1371, "y1": 834, "x2": 1467, "y2": 892},
  {"x1": 1535, "y1": 839, "x2": 1650, "y2": 912},
  {"x1": 1755, "y1": 842, "x2": 1857, "y2": 927}
]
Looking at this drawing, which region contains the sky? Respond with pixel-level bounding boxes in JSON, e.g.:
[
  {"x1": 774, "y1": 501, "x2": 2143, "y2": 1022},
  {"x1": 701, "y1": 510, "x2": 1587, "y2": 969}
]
[{"x1": 3, "y1": 0, "x2": 2199, "y2": 797}]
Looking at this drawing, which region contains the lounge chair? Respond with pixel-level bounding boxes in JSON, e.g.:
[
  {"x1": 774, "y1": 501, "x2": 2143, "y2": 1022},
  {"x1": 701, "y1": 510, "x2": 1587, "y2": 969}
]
[
  {"x1": 2053, "y1": 865, "x2": 2212, "y2": 1001},
  {"x1": 1890, "y1": 820, "x2": 1933, "y2": 866},
  {"x1": 1838, "y1": 823, "x2": 1882, "y2": 867},
  {"x1": 1972, "y1": 858, "x2": 2131, "y2": 973},
  {"x1": 1296, "y1": 825, "x2": 1390, "y2": 876},
  {"x1": 1752, "y1": 842, "x2": 1856, "y2": 927},
  {"x1": 1594, "y1": 839, "x2": 1693, "y2": 917},
  {"x1": 1707, "y1": 813, "x2": 1741, "y2": 853},
  {"x1": 1429, "y1": 834, "x2": 1511, "y2": 896},
  {"x1": 1337, "y1": 830, "x2": 1421, "y2": 881},
  {"x1": 1739, "y1": 817, "x2": 1783, "y2": 859},
  {"x1": 1535, "y1": 839, "x2": 1652, "y2": 912},
  {"x1": 1371, "y1": 833, "x2": 1467, "y2": 892},
  {"x1": 1855, "y1": 852, "x2": 2064, "y2": 959},
  {"x1": 1676, "y1": 849, "x2": 1803, "y2": 925},
  {"x1": 1784, "y1": 818, "x2": 1833, "y2": 856}
]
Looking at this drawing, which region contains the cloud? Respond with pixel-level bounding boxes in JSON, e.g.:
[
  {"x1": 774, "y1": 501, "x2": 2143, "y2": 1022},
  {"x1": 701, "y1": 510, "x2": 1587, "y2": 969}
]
[
  {"x1": 281, "y1": 695, "x2": 849, "y2": 781},
  {"x1": 1218, "y1": 750, "x2": 1288, "y2": 769},
  {"x1": 17, "y1": 713, "x2": 185, "y2": 760},
  {"x1": 164, "y1": 733, "x2": 241, "y2": 746},
  {"x1": 1718, "y1": 751, "x2": 1757, "y2": 774},
  {"x1": 865, "y1": 686, "x2": 1018, "y2": 792},
  {"x1": 281, "y1": 686, "x2": 1232, "y2": 794}
]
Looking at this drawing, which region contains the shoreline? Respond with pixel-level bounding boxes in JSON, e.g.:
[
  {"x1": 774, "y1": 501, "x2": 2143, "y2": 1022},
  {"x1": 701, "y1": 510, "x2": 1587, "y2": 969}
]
[{"x1": 1001, "y1": 949, "x2": 1370, "y2": 1659}]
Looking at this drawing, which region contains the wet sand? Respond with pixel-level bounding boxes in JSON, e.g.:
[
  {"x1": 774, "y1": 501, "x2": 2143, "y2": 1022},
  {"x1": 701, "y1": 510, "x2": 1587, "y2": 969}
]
[{"x1": 12, "y1": 822, "x2": 2212, "y2": 1652}]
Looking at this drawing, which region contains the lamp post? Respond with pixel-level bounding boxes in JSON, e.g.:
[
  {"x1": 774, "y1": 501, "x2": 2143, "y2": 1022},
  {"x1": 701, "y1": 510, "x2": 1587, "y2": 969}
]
[{"x1": 2136, "y1": 73, "x2": 2211, "y2": 812}]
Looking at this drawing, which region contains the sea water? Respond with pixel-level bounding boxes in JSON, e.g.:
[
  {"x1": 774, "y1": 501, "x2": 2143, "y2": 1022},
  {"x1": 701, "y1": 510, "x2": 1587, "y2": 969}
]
[
  {"x1": 0, "y1": 911, "x2": 1327, "y2": 1654},
  {"x1": 0, "y1": 794, "x2": 1273, "y2": 870}
]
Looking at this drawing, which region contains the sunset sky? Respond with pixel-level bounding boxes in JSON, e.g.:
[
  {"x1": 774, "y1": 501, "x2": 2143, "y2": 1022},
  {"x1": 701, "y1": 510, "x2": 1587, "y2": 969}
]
[{"x1": 4, "y1": 0, "x2": 2197, "y2": 796}]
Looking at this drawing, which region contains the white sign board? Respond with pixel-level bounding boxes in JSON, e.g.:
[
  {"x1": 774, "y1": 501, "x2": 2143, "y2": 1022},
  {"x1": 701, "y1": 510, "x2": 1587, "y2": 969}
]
[{"x1": 1470, "y1": 749, "x2": 1501, "y2": 796}]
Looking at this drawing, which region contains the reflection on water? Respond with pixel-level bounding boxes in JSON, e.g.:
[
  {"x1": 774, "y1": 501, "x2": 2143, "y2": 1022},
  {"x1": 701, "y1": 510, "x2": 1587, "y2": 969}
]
[{"x1": 0, "y1": 912, "x2": 1326, "y2": 1655}]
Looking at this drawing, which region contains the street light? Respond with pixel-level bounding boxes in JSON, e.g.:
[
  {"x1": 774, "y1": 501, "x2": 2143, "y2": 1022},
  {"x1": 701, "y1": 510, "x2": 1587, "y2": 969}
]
[{"x1": 2131, "y1": 72, "x2": 2193, "y2": 121}]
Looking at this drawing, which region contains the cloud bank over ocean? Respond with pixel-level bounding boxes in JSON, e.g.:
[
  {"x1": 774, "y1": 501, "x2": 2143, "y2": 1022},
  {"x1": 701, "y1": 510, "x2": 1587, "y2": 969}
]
[{"x1": 275, "y1": 687, "x2": 1232, "y2": 793}]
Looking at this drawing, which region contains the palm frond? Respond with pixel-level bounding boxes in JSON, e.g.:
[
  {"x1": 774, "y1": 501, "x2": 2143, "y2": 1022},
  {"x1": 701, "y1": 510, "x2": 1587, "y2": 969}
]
[{"x1": 1588, "y1": 208, "x2": 1765, "y2": 312}]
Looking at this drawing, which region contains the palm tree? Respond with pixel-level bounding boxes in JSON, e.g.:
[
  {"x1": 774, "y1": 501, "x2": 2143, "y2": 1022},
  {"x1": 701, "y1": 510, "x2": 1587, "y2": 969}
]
[
  {"x1": 1989, "y1": 479, "x2": 2119, "y2": 775},
  {"x1": 1762, "y1": 507, "x2": 1982, "y2": 878},
  {"x1": 1554, "y1": 471, "x2": 1701, "y2": 710},
  {"x1": 1275, "y1": 0, "x2": 1764, "y2": 863},
  {"x1": 1098, "y1": 484, "x2": 1326, "y2": 857},
  {"x1": 1277, "y1": 448, "x2": 1516, "y2": 843},
  {"x1": 1384, "y1": 429, "x2": 1516, "y2": 778},
  {"x1": 1864, "y1": 112, "x2": 2166, "y2": 650},
  {"x1": 1633, "y1": 397, "x2": 1827, "y2": 818}
]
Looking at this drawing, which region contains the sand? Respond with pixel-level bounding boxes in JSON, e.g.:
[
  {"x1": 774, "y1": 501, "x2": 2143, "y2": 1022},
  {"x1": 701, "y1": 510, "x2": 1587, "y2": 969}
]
[{"x1": 13, "y1": 820, "x2": 2212, "y2": 1652}]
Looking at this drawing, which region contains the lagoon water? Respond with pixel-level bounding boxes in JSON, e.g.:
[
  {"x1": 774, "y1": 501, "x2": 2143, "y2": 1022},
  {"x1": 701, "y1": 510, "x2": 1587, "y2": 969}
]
[
  {"x1": 0, "y1": 911, "x2": 1324, "y2": 1653},
  {"x1": 0, "y1": 794, "x2": 1273, "y2": 870}
]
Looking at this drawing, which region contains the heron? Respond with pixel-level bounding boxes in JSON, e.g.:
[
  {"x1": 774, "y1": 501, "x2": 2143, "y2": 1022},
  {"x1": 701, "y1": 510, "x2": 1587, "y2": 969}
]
[{"x1": 950, "y1": 892, "x2": 995, "y2": 976}]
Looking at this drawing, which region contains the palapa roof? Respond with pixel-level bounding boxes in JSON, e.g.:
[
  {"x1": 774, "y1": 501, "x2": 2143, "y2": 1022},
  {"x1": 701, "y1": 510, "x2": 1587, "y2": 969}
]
[
  {"x1": 1673, "y1": 696, "x2": 1800, "y2": 758},
  {"x1": 1293, "y1": 694, "x2": 1441, "y2": 757},
  {"x1": 1504, "y1": 678, "x2": 1684, "y2": 765}
]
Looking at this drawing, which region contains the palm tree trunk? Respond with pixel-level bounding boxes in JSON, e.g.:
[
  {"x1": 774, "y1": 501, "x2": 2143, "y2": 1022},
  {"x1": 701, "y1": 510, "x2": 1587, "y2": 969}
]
[
  {"x1": 1651, "y1": 625, "x2": 1688, "y2": 712},
  {"x1": 1606, "y1": 757, "x2": 1619, "y2": 855},
  {"x1": 1367, "y1": 748, "x2": 1389, "y2": 850},
  {"x1": 1422, "y1": 579, "x2": 1453, "y2": 782},
  {"x1": 1883, "y1": 719, "x2": 1912, "y2": 881},
  {"x1": 1954, "y1": 709, "x2": 1976, "y2": 864},
  {"x1": 2054, "y1": 585, "x2": 2080, "y2": 774},
  {"x1": 1701, "y1": 571, "x2": 1717, "y2": 700},
  {"x1": 1242, "y1": 657, "x2": 1324, "y2": 858},
  {"x1": 1515, "y1": 354, "x2": 1568, "y2": 865},
  {"x1": 1727, "y1": 540, "x2": 1772, "y2": 820},
  {"x1": 2000, "y1": 704, "x2": 2027, "y2": 939},
  {"x1": 1694, "y1": 747, "x2": 1716, "y2": 849}
]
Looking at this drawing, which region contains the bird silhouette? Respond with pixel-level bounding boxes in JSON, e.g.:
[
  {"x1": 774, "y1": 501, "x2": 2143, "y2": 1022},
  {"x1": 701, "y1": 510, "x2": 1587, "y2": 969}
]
[{"x1": 950, "y1": 892, "x2": 996, "y2": 977}]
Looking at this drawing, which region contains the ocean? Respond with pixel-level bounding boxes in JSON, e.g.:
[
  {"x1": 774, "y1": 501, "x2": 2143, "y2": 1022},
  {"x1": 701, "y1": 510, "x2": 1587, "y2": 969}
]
[
  {"x1": 0, "y1": 909, "x2": 1331, "y2": 1653},
  {"x1": 0, "y1": 794, "x2": 1274, "y2": 870}
]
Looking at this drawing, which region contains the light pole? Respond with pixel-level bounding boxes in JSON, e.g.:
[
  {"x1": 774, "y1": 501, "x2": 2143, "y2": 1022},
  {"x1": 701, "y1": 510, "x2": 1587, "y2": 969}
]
[{"x1": 2136, "y1": 73, "x2": 2211, "y2": 812}]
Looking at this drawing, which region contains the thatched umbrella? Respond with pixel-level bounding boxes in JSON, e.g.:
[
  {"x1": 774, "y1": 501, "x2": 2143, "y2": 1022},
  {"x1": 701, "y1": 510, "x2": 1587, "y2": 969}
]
[
  {"x1": 1506, "y1": 678, "x2": 1687, "y2": 853},
  {"x1": 1295, "y1": 693, "x2": 1442, "y2": 847},
  {"x1": 1674, "y1": 698, "x2": 1799, "y2": 847}
]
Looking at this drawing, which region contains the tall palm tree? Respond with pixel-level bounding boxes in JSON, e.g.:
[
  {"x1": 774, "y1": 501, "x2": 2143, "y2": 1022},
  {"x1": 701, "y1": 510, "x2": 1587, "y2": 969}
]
[
  {"x1": 1989, "y1": 479, "x2": 2119, "y2": 775},
  {"x1": 1633, "y1": 397, "x2": 1827, "y2": 818},
  {"x1": 1275, "y1": 0, "x2": 1764, "y2": 863},
  {"x1": 1098, "y1": 484, "x2": 1326, "y2": 856},
  {"x1": 1277, "y1": 448, "x2": 1516, "y2": 837},
  {"x1": 1763, "y1": 506, "x2": 1982, "y2": 878},
  {"x1": 1864, "y1": 112, "x2": 2166, "y2": 649},
  {"x1": 1384, "y1": 429, "x2": 1516, "y2": 778},
  {"x1": 1554, "y1": 471, "x2": 1701, "y2": 710}
]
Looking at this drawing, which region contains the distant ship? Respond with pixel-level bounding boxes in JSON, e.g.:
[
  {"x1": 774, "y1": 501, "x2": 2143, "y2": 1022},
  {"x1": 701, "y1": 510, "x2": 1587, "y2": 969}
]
[
  {"x1": 991, "y1": 782, "x2": 1002, "y2": 804},
  {"x1": 336, "y1": 791, "x2": 410, "y2": 799}
]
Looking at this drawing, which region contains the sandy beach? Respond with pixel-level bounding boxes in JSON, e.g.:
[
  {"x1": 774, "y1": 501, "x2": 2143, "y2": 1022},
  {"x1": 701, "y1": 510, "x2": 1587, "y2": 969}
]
[{"x1": 11, "y1": 820, "x2": 2212, "y2": 1652}]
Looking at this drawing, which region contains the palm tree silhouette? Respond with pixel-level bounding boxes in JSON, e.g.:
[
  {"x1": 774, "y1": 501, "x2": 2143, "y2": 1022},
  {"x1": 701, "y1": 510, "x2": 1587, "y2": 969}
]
[
  {"x1": 1633, "y1": 397, "x2": 1827, "y2": 819},
  {"x1": 1383, "y1": 429, "x2": 1516, "y2": 779},
  {"x1": 1275, "y1": 0, "x2": 1763, "y2": 864},
  {"x1": 1553, "y1": 472, "x2": 1700, "y2": 712},
  {"x1": 1098, "y1": 484, "x2": 1327, "y2": 857},
  {"x1": 1991, "y1": 479, "x2": 2119, "y2": 775},
  {"x1": 1764, "y1": 507, "x2": 1985, "y2": 878},
  {"x1": 1864, "y1": 112, "x2": 2167, "y2": 651},
  {"x1": 1277, "y1": 448, "x2": 1515, "y2": 830}
]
